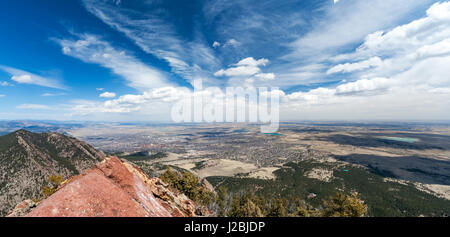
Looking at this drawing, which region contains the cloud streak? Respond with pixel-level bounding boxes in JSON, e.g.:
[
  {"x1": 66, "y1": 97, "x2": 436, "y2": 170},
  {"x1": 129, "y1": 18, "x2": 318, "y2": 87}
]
[
  {"x1": 82, "y1": 0, "x2": 221, "y2": 85},
  {"x1": 55, "y1": 33, "x2": 170, "y2": 90},
  {"x1": 17, "y1": 104, "x2": 53, "y2": 110},
  {"x1": 0, "y1": 65, "x2": 66, "y2": 89}
]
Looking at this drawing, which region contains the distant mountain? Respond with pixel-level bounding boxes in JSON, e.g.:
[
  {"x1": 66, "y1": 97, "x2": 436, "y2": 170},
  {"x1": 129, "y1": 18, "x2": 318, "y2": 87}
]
[
  {"x1": 0, "y1": 129, "x2": 105, "y2": 216},
  {"x1": 0, "y1": 121, "x2": 86, "y2": 136}
]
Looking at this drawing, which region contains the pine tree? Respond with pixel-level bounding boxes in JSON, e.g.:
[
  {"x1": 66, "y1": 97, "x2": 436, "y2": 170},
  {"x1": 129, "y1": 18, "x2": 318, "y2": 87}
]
[
  {"x1": 216, "y1": 186, "x2": 229, "y2": 217},
  {"x1": 161, "y1": 167, "x2": 214, "y2": 206},
  {"x1": 321, "y1": 192, "x2": 368, "y2": 217},
  {"x1": 266, "y1": 197, "x2": 289, "y2": 217},
  {"x1": 228, "y1": 192, "x2": 264, "y2": 217}
]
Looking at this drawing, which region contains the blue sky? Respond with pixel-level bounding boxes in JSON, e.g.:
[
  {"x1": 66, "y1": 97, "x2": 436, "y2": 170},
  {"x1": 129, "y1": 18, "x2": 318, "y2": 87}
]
[{"x1": 0, "y1": 0, "x2": 449, "y2": 121}]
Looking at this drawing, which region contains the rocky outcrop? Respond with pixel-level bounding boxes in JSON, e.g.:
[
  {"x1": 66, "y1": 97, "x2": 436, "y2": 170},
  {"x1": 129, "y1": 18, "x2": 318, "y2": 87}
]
[
  {"x1": 148, "y1": 178, "x2": 197, "y2": 217},
  {"x1": 200, "y1": 178, "x2": 215, "y2": 194},
  {"x1": 24, "y1": 157, "x2": 201, "y2": 217},
  {"x1": 6, "y1": 200, "x2": 38, "y2": 217}
]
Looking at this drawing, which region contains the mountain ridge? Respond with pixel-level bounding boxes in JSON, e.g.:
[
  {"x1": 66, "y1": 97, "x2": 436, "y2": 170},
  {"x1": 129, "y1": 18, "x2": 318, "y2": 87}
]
[{"x1": 0, "y1": 129, "x2": 105, "y2": 216}]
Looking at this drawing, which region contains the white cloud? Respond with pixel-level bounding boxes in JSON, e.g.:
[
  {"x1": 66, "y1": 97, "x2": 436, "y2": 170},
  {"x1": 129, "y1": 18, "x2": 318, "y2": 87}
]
[
  {"x1": 96, "y1": 88, "x2": 104, "y2": 91},
  {"x1": 288, "y1": 0, "x2": 435, "y2": 57},
  {"x1": 325, "y1": 2, "x2": 450, "y2": 89},
  {"x1": 62, "y1": 46, "x2": 71, "y2": 54},
  {"x1": 0, "y1": 81, "x2": 12, "y2": 86},
  {"x1": 415, "y1": 38, "x2": 450, "y2": 59},
  {"x1": 266, "y1": 0, "x2": 437, "y2": 92},
  {"x1": 70, "y1": 86, "x2": 191, "y2": 115},
  {"x1": 0, "y1": 94, "x2": 4, "y2": 98},
  {"x1": 214, "y1": 57, "x2": 269, "y2": 77},
  {"x1": 214, "y1": 67, "x2": 260, "y2": 77},
  {"x1": 351, "y1": 2, "x2": 450, "y2": 59},
  {"x1": 56, "y1": 33, "x2": 170, "y2": 90},
  {"x1": 297, "y1": 1, "x2": 450, "y2": 112},
  {"x1": 335, "y1": 77, "x2": 392, "y2": 95},
  {"x1": 283, "y1": 4, "x2": 450, "y2": 116},
  {"x1": 212, "y1": 41, "x2": 221, "y2": 48},
  {"x1": 285, "y1": 77, "x2": 394, "y2": 105},
  {"x1": 0, "y1": 65, "x2": 66, "y2": 89},
  {"x1": 17, "y1": 104, "x2": 52, "y2": 110},
  {"x1": 224, "y1": 39, "x2": 241, "y2": 47},
  {"x1": 99, "y1": 92, "x2": 116, "y2": 98},
  {"x1": 255, "y1": 73, "x2": 275, "y2": 81},
  {"x1": 11, "y1": 75, "x2": 32, "y2": 83},
  {"x1": 235, "y1": 57, "x2": 268, "y2": 67},
  {"x1": 429, "y1": 87, "x2": 450, "y2": 94},
  {"x1": 41, "y1": 93, "x2": 65, "y2": 97},
  {"x1": 287, "y1": 87, "x2": 336, "y2": 103},
  {"x1": 327, "y1": 57, "x2": 382, "y2": 74}
]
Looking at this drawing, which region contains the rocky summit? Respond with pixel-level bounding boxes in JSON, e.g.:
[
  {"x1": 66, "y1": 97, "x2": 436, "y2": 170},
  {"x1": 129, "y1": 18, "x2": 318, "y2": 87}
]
[
  {"x1": 10, "y1": 156, "x2": 200, "y2": 217},
  {"x1": 0, "y1": 130, "x2": 105, "y2": 216}
]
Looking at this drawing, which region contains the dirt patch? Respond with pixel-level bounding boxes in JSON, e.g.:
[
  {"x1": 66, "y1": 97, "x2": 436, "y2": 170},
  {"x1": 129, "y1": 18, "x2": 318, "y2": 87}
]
[
  {"x1": 385, "y1": 177, "x2": 450, "y2": 201},
  {"x1": 194, "y1": 159, "x2": 258, "y2": 178},
  {"x1": 248, "y1": 167, "x2": 279, "y2": 180},
  {"x1": 305, "y1": 168, "x2": 334, "y2": 182},
  {"x1": 416, "y1": 183, "x2": 450, "y2": 200}
]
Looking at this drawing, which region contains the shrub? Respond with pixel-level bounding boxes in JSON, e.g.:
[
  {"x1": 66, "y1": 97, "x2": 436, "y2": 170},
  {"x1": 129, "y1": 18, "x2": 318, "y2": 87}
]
[{"x1": 41, "y1": 175, "x2": 65, "y2": 199}]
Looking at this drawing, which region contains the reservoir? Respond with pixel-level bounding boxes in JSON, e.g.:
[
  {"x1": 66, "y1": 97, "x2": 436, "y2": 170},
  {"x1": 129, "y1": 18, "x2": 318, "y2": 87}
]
[
  {"x1": 380, "y1": 136, "x2": 419, "y2": 143},
  {"x1": 264, "y1": 133, "x2": 283, "y2": 136}
]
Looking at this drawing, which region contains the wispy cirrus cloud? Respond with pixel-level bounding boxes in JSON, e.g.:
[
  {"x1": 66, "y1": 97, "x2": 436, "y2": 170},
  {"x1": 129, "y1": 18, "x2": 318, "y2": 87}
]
[
  {"x1": 1, "y1": 81, "x2": 13, "y2": 86},
  {"x1": 55, "y1": 33, "x2": 171, "y2": 90},
  {"x1": 41, "y1": 92, "x2": 66, "y2": 97},
  {"x1": 327, "y1": 57, "x2": 383, "y2": 75},
  {"x1": 16, "y1": 104, "x2": 54, "y2": 110},
  {"x1": 0, "y1": 65, "x2": 67, "y2": 89},
  {"x1": 82, "y1": 0, "x2": 221, "y2": 85}
]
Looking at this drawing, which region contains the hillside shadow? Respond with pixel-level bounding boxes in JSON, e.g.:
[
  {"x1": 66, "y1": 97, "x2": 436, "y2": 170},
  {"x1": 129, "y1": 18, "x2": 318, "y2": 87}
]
[
  {"x1": 323, "y1": 134, "x2": 450, "y2": 150},
  {"x1": 334, "y1": 154, "x2": 450, "y2": 185}
]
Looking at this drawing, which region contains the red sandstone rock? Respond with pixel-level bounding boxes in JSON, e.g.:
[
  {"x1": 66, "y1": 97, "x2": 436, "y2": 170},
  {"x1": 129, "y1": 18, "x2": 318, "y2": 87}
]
[
  {"x1": 26, "y1": 157, "x2": 199, "y2": 217},
  {"x1": 148, "y1": 177, "x2": 197, "y2": 217},
  {"x1": 7, "y1": 200, "x2": 37, "y2": 217}
]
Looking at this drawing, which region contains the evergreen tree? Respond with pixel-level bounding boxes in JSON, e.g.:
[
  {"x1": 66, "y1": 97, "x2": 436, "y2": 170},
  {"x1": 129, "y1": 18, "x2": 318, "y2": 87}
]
[
  {"x1": 216, "y1": 186, "x2": 229, "y2": 217},
  {"x1": 161, "y1": 167, "x2": 214, "y2": 206},
  {"x1": 322, "y1": 192, "x2": 368, "y2": 217},
  {"x1": 228, "y1": 193, "x2": 264, "y2": 217},
  {"x1": 266, "y1": 197, "x2": 289, "y2": 217}
]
